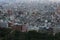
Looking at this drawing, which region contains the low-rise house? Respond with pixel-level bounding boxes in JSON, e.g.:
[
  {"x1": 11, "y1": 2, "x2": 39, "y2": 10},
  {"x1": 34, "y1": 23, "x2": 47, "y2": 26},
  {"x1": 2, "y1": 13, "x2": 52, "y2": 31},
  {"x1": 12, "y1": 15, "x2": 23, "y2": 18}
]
[
  {"x1": 0, "y1": 20, "x2": 8, "y2": 28},
  {"x1": 8, "y1": 22, "x2": 28, "y2": 32},
  {"x1": 28, "y1": 25, "x2": 39, "y2": 32}
]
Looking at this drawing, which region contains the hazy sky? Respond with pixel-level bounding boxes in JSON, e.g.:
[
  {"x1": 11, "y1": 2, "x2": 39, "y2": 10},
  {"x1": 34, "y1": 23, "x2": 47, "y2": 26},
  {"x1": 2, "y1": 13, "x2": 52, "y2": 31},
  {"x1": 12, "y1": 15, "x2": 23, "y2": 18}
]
[{"x1": 0, "y1": 0, "x2": 60, "y2": 3}]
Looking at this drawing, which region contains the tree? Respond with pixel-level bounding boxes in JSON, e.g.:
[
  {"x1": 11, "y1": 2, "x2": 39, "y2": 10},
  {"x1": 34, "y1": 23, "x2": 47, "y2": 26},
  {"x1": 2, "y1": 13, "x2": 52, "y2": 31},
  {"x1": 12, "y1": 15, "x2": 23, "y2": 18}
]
[{"x1": 55, "y1": 32, "x2": 60, "y2": 40}]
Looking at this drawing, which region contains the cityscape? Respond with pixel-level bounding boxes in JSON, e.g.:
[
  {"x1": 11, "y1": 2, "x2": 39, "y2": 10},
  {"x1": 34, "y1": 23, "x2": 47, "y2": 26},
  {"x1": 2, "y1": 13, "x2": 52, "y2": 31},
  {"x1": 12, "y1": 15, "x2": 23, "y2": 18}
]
[{"x1": 0, "y1": 0, "x2": 60, "y2": 40}]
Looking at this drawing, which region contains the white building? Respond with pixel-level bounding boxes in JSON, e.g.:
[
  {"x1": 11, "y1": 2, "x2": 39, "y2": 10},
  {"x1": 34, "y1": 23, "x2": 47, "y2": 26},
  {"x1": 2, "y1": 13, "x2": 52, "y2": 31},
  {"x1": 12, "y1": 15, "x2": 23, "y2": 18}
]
[{"x1": 0, "y1": 19, "x2": 8, "y2": 28}]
